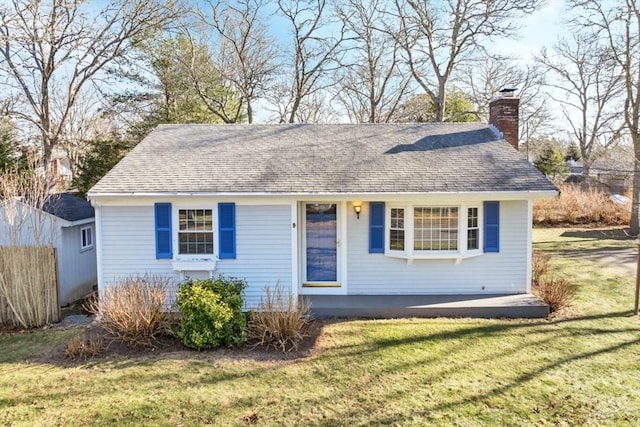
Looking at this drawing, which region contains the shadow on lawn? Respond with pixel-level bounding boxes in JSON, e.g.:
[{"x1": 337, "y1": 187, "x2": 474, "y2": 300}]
[
  {"x1": 561, "y1": 228, "x2": 633, "y2": 241},
  {"x1": 285, "y1": 310, "x2": 640, "y2": 425},
  {"x1": 2, "y1": 310, "x2": 639, "y2": 424}
]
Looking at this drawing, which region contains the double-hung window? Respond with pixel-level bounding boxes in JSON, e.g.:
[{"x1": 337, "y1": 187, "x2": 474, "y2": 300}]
[
  {"x1": 178, "y1": 209, "x2": 213, "y2": 255},
  {"x1": 467, "y1": 207, "x2": 479, "y2": 250},
  {"x1": 389, "y1": 208, "x2": 405, "y2": 250}
]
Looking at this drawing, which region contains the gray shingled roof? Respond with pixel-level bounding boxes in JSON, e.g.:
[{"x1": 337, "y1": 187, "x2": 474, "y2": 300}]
[
  {"x1": 42, "y1": 193, "x2": 94, "y2": 221},
  {"x1": 89, "y1": 123, "x2": 557, "y2": 195}
]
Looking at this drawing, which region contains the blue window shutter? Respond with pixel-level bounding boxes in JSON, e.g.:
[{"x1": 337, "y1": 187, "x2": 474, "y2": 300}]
[
  {"x1": 484, "y1": 201, "x2": 500, "y2": 253},
  {"x1": 218, "y1": 203, "x2": 236, "y2": 259},
  {"x1": 154, "y1": 203, "x2": 172, "y2": 259},
  {"x1": 369, "y1": 202, "x2": 385, "y2": 253}
]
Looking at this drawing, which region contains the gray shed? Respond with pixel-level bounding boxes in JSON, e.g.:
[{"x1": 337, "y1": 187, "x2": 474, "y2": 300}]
[{"x1": 0, "y1": 193, "x2": 97, "y2": 306}]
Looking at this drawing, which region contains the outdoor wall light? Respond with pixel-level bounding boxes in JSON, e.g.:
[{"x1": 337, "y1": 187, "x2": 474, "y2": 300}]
[{"x1": 354, "y1": 204, "x2": 362, "y2": 219}]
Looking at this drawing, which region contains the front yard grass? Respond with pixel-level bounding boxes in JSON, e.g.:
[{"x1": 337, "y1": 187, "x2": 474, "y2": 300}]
[{"x1": 1, "y1": 227, "x2": 640, "y2": 426}]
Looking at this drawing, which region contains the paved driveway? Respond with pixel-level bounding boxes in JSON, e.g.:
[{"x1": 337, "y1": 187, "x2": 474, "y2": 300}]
[
  {"x1": 568, "y1": 247, "x2": 637, "y2": 277},
  {"x1": 557, "y1": 229, "x2": 637, "y2": 277}
]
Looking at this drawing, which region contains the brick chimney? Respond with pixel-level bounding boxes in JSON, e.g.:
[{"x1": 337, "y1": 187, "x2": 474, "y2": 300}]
[{"x1": 489, "y1": 88, "x2": 519, "y2": 150}]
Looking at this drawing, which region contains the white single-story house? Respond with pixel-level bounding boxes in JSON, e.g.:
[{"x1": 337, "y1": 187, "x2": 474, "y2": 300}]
[
  {"x1": 88, "y1": 94, "x2": 557, "y2": 317},
  {"x1": 0, "y1": 193, "x2": 97, "y2": 306}
]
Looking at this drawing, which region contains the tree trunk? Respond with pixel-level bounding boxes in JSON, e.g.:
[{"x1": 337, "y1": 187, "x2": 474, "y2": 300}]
[
  {"x1": 435, "y1": 79, "x2": 447, "y2": 122},
  {"x1": 42, "y1": 135, "x2": 53, "y2": 176},
  {"x1": 582, "y1": 163, "x2": 591, "y2": 191},
  {"x1": 246, "y1": 101, "x2": 253, "y2": 124}
]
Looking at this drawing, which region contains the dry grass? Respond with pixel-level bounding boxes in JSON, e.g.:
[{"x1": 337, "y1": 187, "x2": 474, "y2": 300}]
[
  {"x1": 248, "y1": 284, "x2": 313, "y2": 353},
  {"x1": 531, "y1": 249, "x2": 578, "y2": 312},
  {"x1": 531, "y1": 250, "x2": 551, "y2": 287},
  {"x1": 65, "y1": 332, "x2": 104, "y2": 360},
  {"x1": 533, "y1": 183, "x2": 630, "y2": 226},
  {"x1": 532, "y1": 275, "x2": 579, "y2": 312},
  {"x1": 86, "y1": 275, "x2": 170, "y2": 348}
]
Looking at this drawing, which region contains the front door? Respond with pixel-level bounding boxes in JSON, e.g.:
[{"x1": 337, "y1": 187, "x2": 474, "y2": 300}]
[{"x1": 304, "y1": 203, "x2": 338, "y2": 284}]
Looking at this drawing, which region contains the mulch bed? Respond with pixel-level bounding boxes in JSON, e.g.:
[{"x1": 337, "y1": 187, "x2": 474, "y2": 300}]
[{"x1": 26, "y1": 318, "x2": 326, "y2": 366}]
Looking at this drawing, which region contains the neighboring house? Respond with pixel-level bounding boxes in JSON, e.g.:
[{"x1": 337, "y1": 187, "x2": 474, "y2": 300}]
[
  {"x1": 0, "y1": 193, "x2": 97, "y2": 306},
  {"x1": 565, "y1": 157, "x2": 633, "y2": 195},
  {"x1": 88, "y1": 93, "x2": 557, "y2": 317}
]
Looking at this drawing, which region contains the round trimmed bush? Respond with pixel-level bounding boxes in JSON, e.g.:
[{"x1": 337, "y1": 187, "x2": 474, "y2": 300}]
[{"x1": 175, "y1": 277, "x2": 247, "y2": 349}]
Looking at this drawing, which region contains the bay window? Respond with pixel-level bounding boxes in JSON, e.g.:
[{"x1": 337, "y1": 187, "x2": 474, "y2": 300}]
[{"x1": 387, "y1": 204, "x2": 482, "y2": 258}]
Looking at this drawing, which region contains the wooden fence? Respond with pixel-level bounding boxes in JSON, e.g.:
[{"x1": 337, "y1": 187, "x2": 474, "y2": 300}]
[{"x1": 0, "y1": 246, "x2": 60, "y2": 327}]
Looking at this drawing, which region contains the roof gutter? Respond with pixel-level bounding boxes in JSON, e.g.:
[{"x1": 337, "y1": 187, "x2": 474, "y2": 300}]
[{"x1": 89, "y1": 189, "x2": 558, "y2": 201}]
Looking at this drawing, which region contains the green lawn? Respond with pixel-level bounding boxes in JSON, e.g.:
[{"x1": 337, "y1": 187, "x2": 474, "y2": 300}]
[{"x1": 1, "y1": 227, "x2": 640, "y2": 426}]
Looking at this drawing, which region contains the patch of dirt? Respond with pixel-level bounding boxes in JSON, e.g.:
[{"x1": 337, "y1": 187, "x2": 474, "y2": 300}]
[
  {"x1": 32, "y1": 319, "x2": 327, "y2": 367},
  {"x1": 0, "y1": 323, "x2": 26, "y2": 334}
]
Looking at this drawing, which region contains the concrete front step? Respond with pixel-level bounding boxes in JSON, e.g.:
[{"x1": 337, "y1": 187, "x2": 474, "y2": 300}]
[{"x1": 305, "y1": 294, "x2": 549, "y2": 319}]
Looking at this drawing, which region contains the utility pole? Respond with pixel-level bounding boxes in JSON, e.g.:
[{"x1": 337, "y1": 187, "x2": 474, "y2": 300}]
[{"x1": 635, "y1": 239, "x2": 640, "y2": 315}]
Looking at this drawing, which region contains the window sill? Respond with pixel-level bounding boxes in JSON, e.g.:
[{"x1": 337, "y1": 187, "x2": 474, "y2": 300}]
[
  {"x1": 171, "y1": 258, "x2": 218, "y2": 272},
  {"x1": 384, "y1": 251, "x2": 483, "y2": 264}
]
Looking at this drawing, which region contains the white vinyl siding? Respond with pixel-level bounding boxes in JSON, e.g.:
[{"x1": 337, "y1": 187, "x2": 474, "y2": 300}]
[
  {"x1": 98, "y1": 203, "x2": 292, "y2": 310},
  {"x1": 100, "y1": 206, "x2": 172, "y2": 282},
  {"x1": 347, "y1": 200, "x2": 529, "y2": 294},
  {"x1": 216, "y1": 204, "x2": 292, "y2": 308}
]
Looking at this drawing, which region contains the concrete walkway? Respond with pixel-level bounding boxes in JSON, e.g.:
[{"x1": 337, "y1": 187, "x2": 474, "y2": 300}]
[{"x1": 307, "y1": 294, "x2": 549, "y2": 319}]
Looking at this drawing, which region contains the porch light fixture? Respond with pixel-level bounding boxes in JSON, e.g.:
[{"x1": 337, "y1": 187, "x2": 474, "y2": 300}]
[{"x1": 354, "y1": 204, "x2": 362, "y2": 219}]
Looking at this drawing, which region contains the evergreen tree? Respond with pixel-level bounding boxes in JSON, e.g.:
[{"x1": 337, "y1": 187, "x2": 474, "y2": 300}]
[
  {"x1": 71, "y1": 138, "x2": 134, "y2": 197},
  {"x1": 565, "y1": 142, "x2": 582, "y2": 161},
  {"x1": 534, "y1": 144, "x2": 569, "y2": 179},
  {"x1": 0, "y1": 121, "x2": 27, "y2": 172}
]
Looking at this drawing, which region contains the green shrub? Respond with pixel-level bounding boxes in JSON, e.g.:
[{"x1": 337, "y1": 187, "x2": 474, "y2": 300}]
[{"x1": 175, "y1": 276, "x2": 247, "y2": 349}]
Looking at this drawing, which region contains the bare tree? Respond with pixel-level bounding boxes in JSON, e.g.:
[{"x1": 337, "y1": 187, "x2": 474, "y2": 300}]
[
  {"x1": 537, "y1": 33, "x2": 624, "y2": 187},
  {"x1": 393, "y1": 0, "x2": 542, "y2": 122},
  {"x1": 334, "y1": 0, "x2": 410, "y2": 123},
  {"x1": 389, "y1": 89, "x2": 479, "y2": 123},
  {"x1": 570, "y1": 0, "x2": 640, "y2": 234},
  {"x1": 459, "y1": 58, "x2": 553, "y2": 158},
  {"x1": 56, "y1": 88, "x2": 114, "y2": 180},
  {"x1": 0, "y1": 0, "x2": 179, "y2": 175},
  {"x1": 274, "y1": 0, "x2": 348, "y2": 123},
  {"x1": 200, "y1": 0, "x2": 279, "y2": 123}
]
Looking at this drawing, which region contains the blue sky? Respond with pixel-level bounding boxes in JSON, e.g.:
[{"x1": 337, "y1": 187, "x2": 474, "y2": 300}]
[{"x1": 498, "y1": 0, "x2": 566, "y2": 59}]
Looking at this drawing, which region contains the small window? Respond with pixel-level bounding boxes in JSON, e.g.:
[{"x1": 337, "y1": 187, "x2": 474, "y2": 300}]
[
  {"x1": 467, "y1": 207, "x2": 479, "y2": 250},
  {"x1": 81, "y1": 226, "x2": 93, "y2": 250},
  {"x1": 389, "y1": 208, "x2": 405, "y2": 250},
  {"x1": 178, "y1": 209, "x2": 213, "y2": 255},
  {"x1": 414, "y1": 207, "x2": 458, "y2": 251}
]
